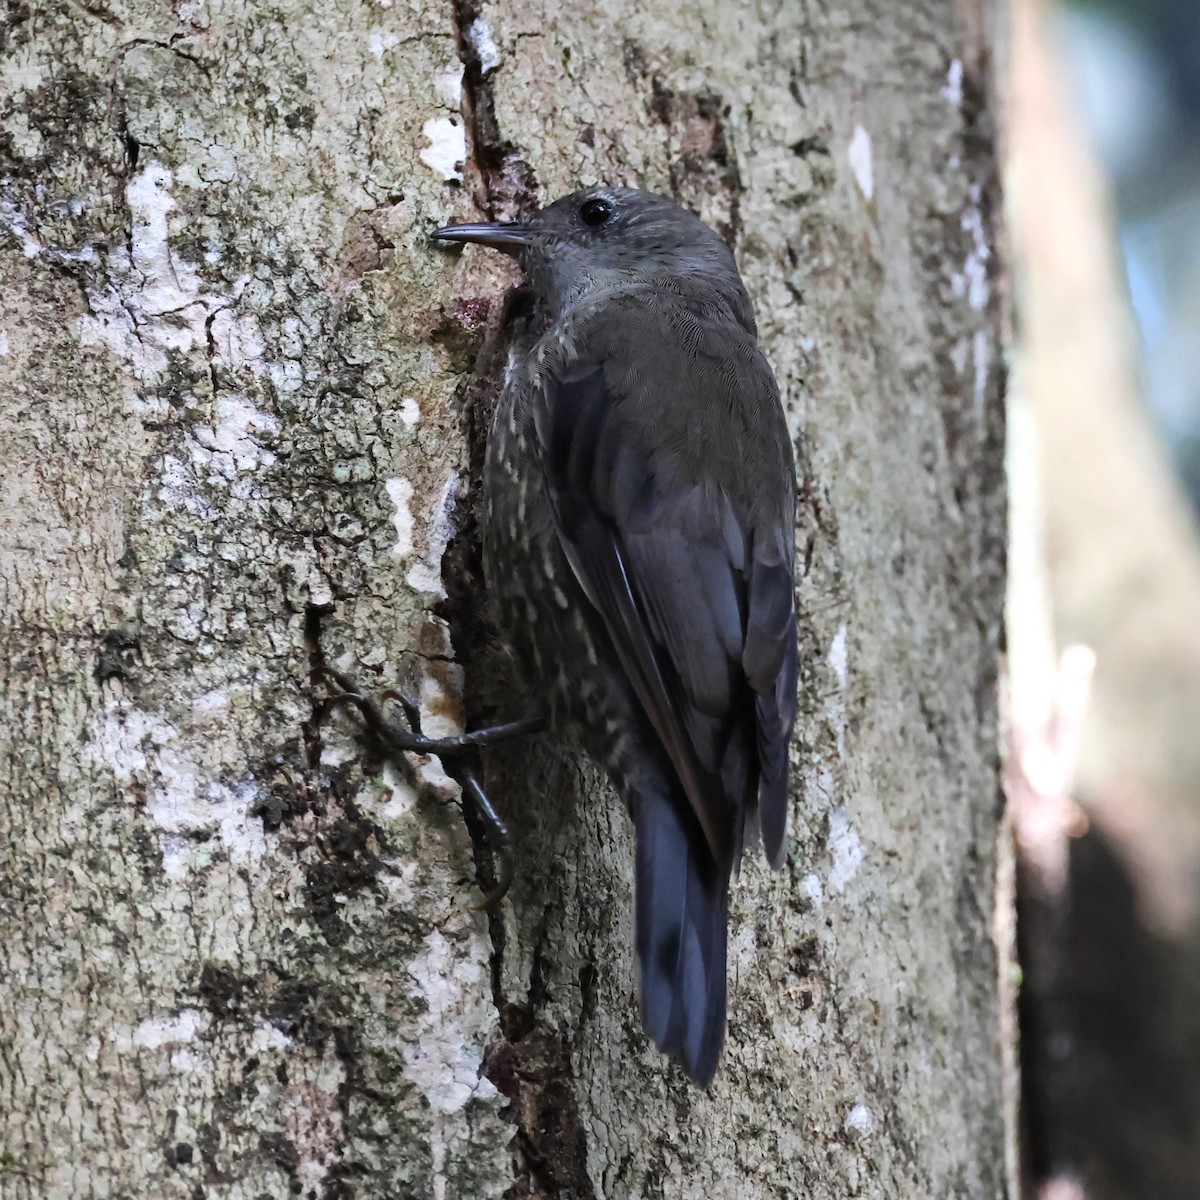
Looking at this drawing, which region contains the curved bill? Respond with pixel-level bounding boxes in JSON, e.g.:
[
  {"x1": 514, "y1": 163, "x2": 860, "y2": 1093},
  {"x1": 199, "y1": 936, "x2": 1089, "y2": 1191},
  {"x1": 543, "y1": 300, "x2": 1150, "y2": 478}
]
[{"x1": 430, "y1": 221, "x2": 532, "y2": 250}]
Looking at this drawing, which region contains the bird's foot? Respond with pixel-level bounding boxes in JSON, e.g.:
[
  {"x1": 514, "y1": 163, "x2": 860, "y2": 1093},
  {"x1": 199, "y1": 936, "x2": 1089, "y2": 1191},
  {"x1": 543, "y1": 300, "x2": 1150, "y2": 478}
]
[{"x1": 312, "y1": 664, "x2": 546, "y2": 909}]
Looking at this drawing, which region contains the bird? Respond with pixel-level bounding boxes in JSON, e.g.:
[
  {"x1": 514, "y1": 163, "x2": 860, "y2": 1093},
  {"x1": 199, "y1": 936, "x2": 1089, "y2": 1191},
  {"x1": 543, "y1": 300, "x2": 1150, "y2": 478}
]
[{"x1": 431, "y1": 187, "x2": 799, "y2": 1086}]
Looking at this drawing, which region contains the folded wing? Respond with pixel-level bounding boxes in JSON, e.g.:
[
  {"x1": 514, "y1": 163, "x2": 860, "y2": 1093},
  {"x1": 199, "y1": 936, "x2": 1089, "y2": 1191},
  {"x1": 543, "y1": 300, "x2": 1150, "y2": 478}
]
[{"x1": 533, "y1": 317, "x2": 798, "y2": 871}]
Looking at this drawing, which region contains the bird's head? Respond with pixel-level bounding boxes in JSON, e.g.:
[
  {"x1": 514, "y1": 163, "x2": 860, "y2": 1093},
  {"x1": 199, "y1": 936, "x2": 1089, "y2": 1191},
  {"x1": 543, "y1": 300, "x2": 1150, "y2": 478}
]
[{"x1": 432, "y1": 186, "x2": 755, "y2": 329}]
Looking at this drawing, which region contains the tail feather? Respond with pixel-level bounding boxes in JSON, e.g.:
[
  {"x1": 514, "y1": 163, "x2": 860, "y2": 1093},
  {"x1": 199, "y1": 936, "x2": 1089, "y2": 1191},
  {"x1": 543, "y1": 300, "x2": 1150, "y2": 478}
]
[{"x1": 634, "y1": 783, "x2": 732, "y2": 1086}]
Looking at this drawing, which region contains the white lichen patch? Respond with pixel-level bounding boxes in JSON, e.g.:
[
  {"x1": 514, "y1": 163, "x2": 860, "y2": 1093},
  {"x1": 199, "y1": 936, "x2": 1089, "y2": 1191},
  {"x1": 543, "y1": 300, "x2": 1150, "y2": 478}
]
[
  {"x1": 418, "y1": 669, "x2": 465, "y2": 740},
  {"x1": 0, "y1": 329, "x2": 9, "y2": 355},
  {"x1": 467, "y1": 17, "x2": 502, "y2": 74},
  {"x1": 946, "y1": 186, "x2": 992, "y2": 412},
  {"x1": 126, "y1": 161, "x2": 203, "y2": 319},
  {"x1": 192, "y1": 395, "x2": 280, "y2": 474},
  {"x1": 8, "y1": 110, "x2": 44, "y2": 159},
  {"x1": 972, "y1": 328, "x2": 991, "y2": 413},
  {"x1": 828, "y1": 624, "x2": 848, "y2": 689},
  {"x1": 845, "y1": 1103, "x2": 875, "y2": 1137},
  {"x1": 404, "y1": 470, "x2": 460, "y2": 598},
  {"x1": 155, "y1": 454, "x2": 214, "y2": 518},
  {"x1": 828, "y1": 806, "x2": 864, "y2": 893},
  {"x1": 376, "y1": 761, "x2": 421, "y2": 822},
  {"x1": 191, "y1": 688, "x2": 230, "y2": 718},
  {"x1": 942, "y1": 59, "x2": 964, "y2": 107},
  {"x1": 83, "y1": 703, "x2": 174, "y2": 782},
  {"x1": 376, "y1": 862, "x2": 420, "y2": 909},
  {"x1": 146, "y1": 770, "x2": 267, "y2": 868},
  {"x1": 952, "y1": 186, "x2": 991, "y2": 312},
  {"x1": 802, "y1": 763, "x2": 837, "y2": 806},
  {"x1": 398, "y1": 396, "x2": 420, "y2": 427},
  {"x1": 319, "y1": 738, "x2": 360, "y2": 769},
  {"x1": 75, "y1": 162, "x2": 242, "y2": 382},
  {"x1": 802, "y1": 873, "x2": 825, "y2": 910},
  {"x1": 171, "y1": 1048, "x2": 203, "y2": 1072},
  {"x1": 848, "y1": 125, "x2": 874, "y2": 201},
  {"x1": 207, "y1": 306, "x2": 265, "y2": 373},
  {"x1": 251, "y1": 1021, "x2": 294, "y2": 1053},
  {"x1": 123, "y1": 1008, "x2": 206, "y2": 1051},
  {"x1": 403, "y1": 929, "x2": 500, "y2": 1114},
  {"x1": 83, "y1": 701, "x2": 271, "y2": 877},
  {"x1": 416, "y1": 752, "x2": 461, "y2": 800},
  {"x1": 419, "y1": 117, "x2": 466, "y2": 182},
  {"x1": 78, "y1": 289, "x2": 171, "y2": 379},
  {"x1": 435, "y1": 64, "x2": 464, "y2": 107},
  {"x1": 385, "y1": 477, "x2": 416, "y2": 558},
  {"x1": 367, "y1": 29, "x2": 400, "y2": 58},
  {"x1": 4, "y1": 109, "x2": 44, "y2": 159},
  {"x1": 824, "y1": 625, "x2": 850, "y2": 757}
]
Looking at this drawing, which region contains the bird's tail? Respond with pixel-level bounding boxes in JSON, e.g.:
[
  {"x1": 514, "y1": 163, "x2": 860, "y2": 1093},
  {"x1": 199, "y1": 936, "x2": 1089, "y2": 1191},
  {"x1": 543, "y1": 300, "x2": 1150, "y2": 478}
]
[{"x1": 633, "y1": 781, "x2": 732, "y2": 1087}]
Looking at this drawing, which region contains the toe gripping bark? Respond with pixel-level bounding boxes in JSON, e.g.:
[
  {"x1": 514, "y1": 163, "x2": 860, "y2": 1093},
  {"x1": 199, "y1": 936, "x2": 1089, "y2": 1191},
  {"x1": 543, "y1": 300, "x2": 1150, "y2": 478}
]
[{"x1": 312, "y1": 665, "x2": 546, "y2": 908}]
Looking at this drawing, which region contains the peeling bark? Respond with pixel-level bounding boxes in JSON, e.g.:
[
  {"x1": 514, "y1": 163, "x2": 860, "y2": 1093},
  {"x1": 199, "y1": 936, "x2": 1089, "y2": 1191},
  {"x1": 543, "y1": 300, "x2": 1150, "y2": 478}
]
[{"x1": 1, "y1": 1, "x2": 1010, "y2": 1197}]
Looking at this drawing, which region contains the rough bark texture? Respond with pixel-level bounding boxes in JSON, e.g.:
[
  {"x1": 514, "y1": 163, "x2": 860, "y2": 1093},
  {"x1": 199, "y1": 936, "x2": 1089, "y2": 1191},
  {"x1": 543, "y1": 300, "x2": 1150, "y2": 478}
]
[{"x1": 0, "y1": 1, "x2": 1008, "y2": 1197}]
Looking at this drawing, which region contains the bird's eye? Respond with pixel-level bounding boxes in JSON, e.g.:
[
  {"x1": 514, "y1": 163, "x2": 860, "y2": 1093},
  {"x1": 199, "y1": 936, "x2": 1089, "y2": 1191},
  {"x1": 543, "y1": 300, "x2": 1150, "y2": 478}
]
[{"x1": 580, "y1": 197, "x2": 614, "y2": 227}]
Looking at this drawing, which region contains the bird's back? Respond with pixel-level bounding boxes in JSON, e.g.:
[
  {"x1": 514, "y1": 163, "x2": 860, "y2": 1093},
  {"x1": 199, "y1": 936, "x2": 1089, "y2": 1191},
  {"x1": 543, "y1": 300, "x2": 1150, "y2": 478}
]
[{"x1": 481, "y1": 281, "x2": 798, "y2": 1084}]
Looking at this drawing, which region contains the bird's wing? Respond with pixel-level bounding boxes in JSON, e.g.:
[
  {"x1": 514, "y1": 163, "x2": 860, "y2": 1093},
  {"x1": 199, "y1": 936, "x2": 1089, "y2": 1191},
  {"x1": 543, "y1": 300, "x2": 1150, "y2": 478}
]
[{"x1": 532, "y1": 303, "x2": 798, "y2": 870}]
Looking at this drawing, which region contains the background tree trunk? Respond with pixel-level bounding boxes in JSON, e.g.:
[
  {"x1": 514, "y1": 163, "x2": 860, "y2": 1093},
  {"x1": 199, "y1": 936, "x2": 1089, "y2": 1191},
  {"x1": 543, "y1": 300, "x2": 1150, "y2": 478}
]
[
  {"x1": 0, "y1": 1, "x2": 1010, "y2": 1196},
  {"x1": 1007, "y1": 2, "x2": 1200, "y2": 1196}
]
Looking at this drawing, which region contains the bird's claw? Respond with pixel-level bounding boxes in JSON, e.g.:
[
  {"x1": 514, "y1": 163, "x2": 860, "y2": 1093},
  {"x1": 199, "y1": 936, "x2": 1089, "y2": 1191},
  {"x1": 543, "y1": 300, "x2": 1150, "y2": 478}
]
[{"x1": 312, "y1": 664, "x2": 534, "y2": 911}]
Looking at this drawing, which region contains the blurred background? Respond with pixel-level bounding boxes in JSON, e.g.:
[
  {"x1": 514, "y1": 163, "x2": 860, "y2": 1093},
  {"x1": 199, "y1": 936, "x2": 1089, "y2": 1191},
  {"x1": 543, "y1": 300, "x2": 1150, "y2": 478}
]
[
  {"x1": 1067, "y1": 0, "x2": 1200, "y2": 508},
  {"x1": 1005, "y1": 0, "x2": 1200, "y2": 1197}
]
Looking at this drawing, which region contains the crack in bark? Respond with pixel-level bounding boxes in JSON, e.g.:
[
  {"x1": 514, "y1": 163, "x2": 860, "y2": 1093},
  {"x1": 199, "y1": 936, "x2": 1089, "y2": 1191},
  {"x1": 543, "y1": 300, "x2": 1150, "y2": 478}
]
[
  {"x1": 451, "y1": 0, "x2": 537, "y2": 218},
  {"x1": 203, "y1": 305, "x2": 224, "y2": 398},
  {"x1": 420, "y1": 4, "x2": 600, "y2": 1193},
  {"x1": 302, "y1": 602, "x2": 333, "y2": 774}
]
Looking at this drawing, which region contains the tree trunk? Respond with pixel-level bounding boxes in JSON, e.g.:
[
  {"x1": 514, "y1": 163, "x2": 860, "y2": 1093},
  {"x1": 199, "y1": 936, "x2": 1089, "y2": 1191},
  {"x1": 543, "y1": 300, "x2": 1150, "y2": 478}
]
[
  {"x1": 1007, "y1": 2, "x2": 1200, "y2": 1196},
  {"x1": 0, "y1": 1, "x2": 1010, "y2": 1197}
]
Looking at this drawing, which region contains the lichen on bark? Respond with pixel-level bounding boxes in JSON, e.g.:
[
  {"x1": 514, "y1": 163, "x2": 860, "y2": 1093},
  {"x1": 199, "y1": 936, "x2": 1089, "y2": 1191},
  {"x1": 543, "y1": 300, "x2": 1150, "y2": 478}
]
[{"x1": 1, "y1": 0, "x2": 1010, "y2": 1197}]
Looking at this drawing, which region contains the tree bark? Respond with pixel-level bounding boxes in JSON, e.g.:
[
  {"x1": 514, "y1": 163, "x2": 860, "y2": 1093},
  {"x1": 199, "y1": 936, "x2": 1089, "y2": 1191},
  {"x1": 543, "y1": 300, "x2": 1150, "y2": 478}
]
[{"x1": 0, "y1": 1, "x2": 1010, "y2": 1197}]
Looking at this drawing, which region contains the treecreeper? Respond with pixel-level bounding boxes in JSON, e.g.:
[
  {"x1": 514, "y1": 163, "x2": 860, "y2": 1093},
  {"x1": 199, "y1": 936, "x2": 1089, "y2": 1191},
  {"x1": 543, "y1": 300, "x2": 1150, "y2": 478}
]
[{"x1": 320, "y1": 187, "x2": 799, "y2": 1086}]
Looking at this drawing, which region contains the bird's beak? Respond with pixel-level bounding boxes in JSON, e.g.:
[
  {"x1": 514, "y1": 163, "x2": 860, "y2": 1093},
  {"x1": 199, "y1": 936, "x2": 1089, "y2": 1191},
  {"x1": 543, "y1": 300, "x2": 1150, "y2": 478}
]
[{"x1": 430, "y1": 221, "x2": 532, "y2": 253}]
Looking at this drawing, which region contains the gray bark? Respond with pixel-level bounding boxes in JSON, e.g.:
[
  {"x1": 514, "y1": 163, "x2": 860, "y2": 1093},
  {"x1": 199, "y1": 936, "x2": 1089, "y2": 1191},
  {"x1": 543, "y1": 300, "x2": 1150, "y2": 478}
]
[{"x1": 0, "y1": 1, "x2": 1010, "y2": 1197}]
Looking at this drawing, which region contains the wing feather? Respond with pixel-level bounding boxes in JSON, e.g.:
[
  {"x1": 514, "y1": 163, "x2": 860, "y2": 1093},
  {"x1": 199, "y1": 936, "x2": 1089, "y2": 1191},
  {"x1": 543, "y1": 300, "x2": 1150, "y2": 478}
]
[{"x1": 533, "y1": 304, "x2": 798, "y2": 870}]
